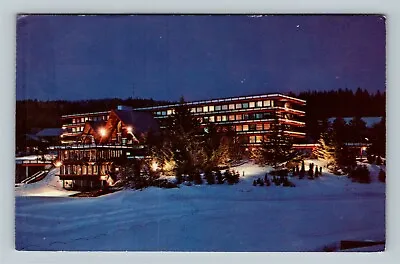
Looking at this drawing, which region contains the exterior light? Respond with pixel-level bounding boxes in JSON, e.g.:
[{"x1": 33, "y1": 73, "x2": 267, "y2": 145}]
[
  {"x1": 115, "y1": 167, "x2": 119, "y2": 172},
  {"x1": 99, "y1": 128, "x2": 107, "y2": 137},
  {"x1": 126, "y1": 126, "x2": 133, "y2": 133},
  {"x1": 151, "y1": 161, "x2": 159, "y2": 171},
  {"x1": 54, "y1": 161, "x2": 63, "y2": 167}
]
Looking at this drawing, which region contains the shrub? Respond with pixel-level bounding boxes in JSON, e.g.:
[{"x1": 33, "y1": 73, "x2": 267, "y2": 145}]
[
  {"x1": 216, "y1": 170, "x2": 224, "y2": 184},
  {"x1": 378, "y1": 169, "x2": 386, "y2": 183},
  {"x1": 205, "y1": 170, "x2": 215, "y2": 185},
  {"x1": 193, "y1": 171, "x2": 203, "y2": 185},
  {"x1": 252, "y1": 180, "x2": 257, "y2": 186},
  {"x1": 349, "y1": 165, "x2": 371, "y2": 183}
]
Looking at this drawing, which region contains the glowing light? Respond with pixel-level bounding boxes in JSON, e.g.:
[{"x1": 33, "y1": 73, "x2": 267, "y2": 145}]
[
  {"x1": 54, "y1": 161, "x2": 62, "y2": 167},
  {"x1": 151, "y1": 161, "x2": 159, "y2": 171},
  {"x1": 126, "y1": 126, "x2": 133, "y2": 133},
  {"x1": 99, "y1": 128, "x2": 107, "y2": 137},
  {"x1": 115, "y1": 167, "x2": 119, "y2": 172}
]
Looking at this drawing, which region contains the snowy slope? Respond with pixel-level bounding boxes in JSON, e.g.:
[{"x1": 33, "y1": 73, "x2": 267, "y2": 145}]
[
  {"x1": 15, "y1": 161, "x2": 385, "y2": 252},
  {"x1": 15, "y1": 168, "x2": 79, "y2": 197}
]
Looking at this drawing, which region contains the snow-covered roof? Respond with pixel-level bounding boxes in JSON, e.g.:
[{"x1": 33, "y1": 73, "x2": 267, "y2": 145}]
[
  {"x1": 36, "y1": 128, "x2": 63, "y2": 137},
  {"x1": 328, "y1": 117, "x2": 383, "y2": 128}
]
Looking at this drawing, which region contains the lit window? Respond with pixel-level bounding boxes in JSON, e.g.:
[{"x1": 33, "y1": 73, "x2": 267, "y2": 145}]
[
  {"x1": 236, "y1": 125, "x2": 243, "y2": 131},
  {"x1": 256, "y1": 124, "x2": 263, "y2": 130},
  {"x1": 228, "y1": 115, "x2": 235, "y2": 121},
  {"x1": 263, "y1": 100, "x2": 271, "y2": 107},
  {"x1": 229, "y1": 104, "x2": 235, "y2": 110},
  {"x1": 156, "y1": 111, "x2": 161, "y2": 116},
  {"x1": 249, "y1": 102, "x2": 255, "y2": 108},
  {"x1": 222, "y1": 115, "x2": 227, "y2": 122},
  {"x1": 215, "y1": 105, "x2": 221, "y2": 111},
  {"x1": 209, "y1": 116, "x2": 215, "y2": 122},
  {"x1": 81, "y1": 118, "x2": 84, "y2": 123},
  {"x1": 203, "y1": 116, "x2": 209, "y2": 122},
  {"x1": 222, "y1": 105, "x2": 228, "y2": 110},
  {"x1": 256, "y1": 136, "x2": 263, "y2": 143},
  {"x1": 264, "y1": 123, "x2": 271, "y2": 130},
  {"x1": 209, "y1": 105, "x2": 214, "y2": 112},
  {"x1": 242, "y1": 102, "x2": 249, "y2": 109},
  {"x1": 203, "y1": 106, "x2": 208, "y2": 112},
  {"x1": 236, "y1": 114, "x2": 242, "y2": 120},
  {"x1": 197, "y1": 107, "x2": 203, "y2": 113},
  {"x1": 72, "y1": 127, "x2": 76, "y2": 132},
  {"x1": 72, "y1": 119, "x2": 76, "y2": 124},
  {"x1": 243, "y1": 125, "x2": 249, "y2": 131},
  {"x1": 161, "y1": 111, "x2": 167, "y2": 116},
  {"x1": 191, "y1": 108, "x2": 196, "y2": 113},
  {"x1": 85, "y1": 117, "x2": 89, "y2": 121},
  {"x1": 256, "y1": 101, "x2": 263, "y2": 107},
  {"x1": 249, "y1": 136, "x2": 256, "y2": 144},
  {"x1": 216, "y1": 116, "x2": 222, "y2": 122},
  {"x1": 167, "y1": 109, "x2": 172, "y2": 115},
  {"x1": 236, "y1": 103, "x2": 242, "y2": 109}
]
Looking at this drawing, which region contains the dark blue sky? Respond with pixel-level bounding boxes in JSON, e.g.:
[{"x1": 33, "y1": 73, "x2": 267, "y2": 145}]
[{"x1": 16, "y1": 15, "x2": 386, "y2": 101}]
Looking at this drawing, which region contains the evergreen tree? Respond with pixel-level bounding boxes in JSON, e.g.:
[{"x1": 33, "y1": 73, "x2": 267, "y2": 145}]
[{"x1": 259, "y1": 111, "x2": 298, "y2": 169}]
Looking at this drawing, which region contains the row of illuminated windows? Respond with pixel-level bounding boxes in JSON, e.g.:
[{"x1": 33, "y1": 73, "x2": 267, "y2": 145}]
[
  {"x1": 71, "y1": 126, "x2": 85, "y2": 133},
  {"x1": 62, "y1": 149, "x2": 124, "y2": 160},
  {"x1": 71, "y1": 115, "x2": 108, "y2": 124},
  {"x1": 242, "y1": 135, "x2": 264, "y2": 144},
  {"x1": 235, "y1": 123, "x2": 271, "y2": 132},
  {"x1": 201, "y1": 112, "x2": 273, "y2": 123},
  {"x1": 155, "y1": 100, "x2": 275, "y2": 116},
  {"x1": 60, "y1": 164, "x2": 112, "y2": 175}
]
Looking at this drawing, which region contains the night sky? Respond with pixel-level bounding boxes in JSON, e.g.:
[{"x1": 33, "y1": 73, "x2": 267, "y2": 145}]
[{"x1": 16, "y1": 15, "x2": 386, "y2": 102}]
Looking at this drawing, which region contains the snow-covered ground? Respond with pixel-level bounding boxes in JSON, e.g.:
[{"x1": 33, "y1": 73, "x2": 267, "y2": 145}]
[
  {"x1": 15, "y1": 160, "x2": 385, "y2": 252},
  {"x1": 15, "y1": 168, "x2": 79, "y2": 197}
]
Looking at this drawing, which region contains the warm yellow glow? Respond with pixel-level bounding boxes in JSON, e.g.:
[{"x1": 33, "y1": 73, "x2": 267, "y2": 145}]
[
  {"x1": 115, "y1": 167, "x2": 119, "y2": 172},
  {"x1": 126, "y1": 126, "x2": 133, "y2": 133},
  {"x1": 99, "y1": 127, "x2": 107, "y2": 137},
  {"x1": 151, "y1": 161, "x2": 159, "y2": 171},
  {"x1": 54, "y1": 161, "x2": 63, "y2": 167}
]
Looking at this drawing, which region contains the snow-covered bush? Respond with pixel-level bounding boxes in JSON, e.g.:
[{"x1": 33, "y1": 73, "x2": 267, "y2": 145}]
[
  {"x1": 348, "y1": 165, "x2": 370, "y2": 183},
  {"x1": 216, "y1": 170, "x2": 224, "y2": 184},
  {"x1": 205, "y1": 170, "x2": 215, "y2": 185}
]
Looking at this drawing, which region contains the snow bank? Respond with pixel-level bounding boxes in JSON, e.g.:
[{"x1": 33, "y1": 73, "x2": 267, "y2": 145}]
[
  {"x1": 15, "y1": 168, "x2": 79, "y2": 197},
  {"x1": 15, "y1": 160, "x2": 385, "y2": 251}
]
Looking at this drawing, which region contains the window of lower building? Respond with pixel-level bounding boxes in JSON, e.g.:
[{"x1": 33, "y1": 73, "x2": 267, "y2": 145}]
[
  {"x1": 209, "y1": 105, "x2": 214, "y2": 112},
  {"x1": 264, "y1": 123, "x2": 271, "y2": 130},
  {"x1": 203, "y1": 106, "x2": 209, "y2": 112},
  {"x1": 249, "y1": 102, "x2": 255, "y2": 108},
  {"x1": 236, "y1": 114, "x2": 242, "y2": 120},
  {"x1": 249, "y1": 136, "x2": 256, "y2": 144},
  {"x1": 216, "y1": 116, "x2": 222, "y2": 122},
  {"x1": 236, "y1": 125, "x2": 242, "y2": 131},
  {"x1": 235, "y1": 103, "x2": 242, "y2": 109},
  {"x1": 215, "y1": 105, "x2": 221, "y2": 111},
  {"x1": 256, "y1": 124, "x2": 263, "y2": 130},
  {"x1": 242, "y1": 102, "x2": 249, "y2": 109},
  {"x1": 255, "y1": 113, "x2": 263, "y2": 119},
  {"x1": 243, "y1": 114, "x2": 249, "y2": 120},
  {"x1": 72, "y1": 127, "x2": 76, "y2": 133},
  {"x1": 249, "y1": 124, "x2": 256, "y2": 131},
  {"x1": 196, "y1": 107, "x2": 203, "y2": 113},
  {"x1": 81, "y1": 117, "x2": 84, "y2": 123},
  {"x1": 167, "y1": 109, "x2": 173, "y2": 115},
  {"x1": 222, "y1": 115, "x2": 227, "y2": 122},
  {"x1": 72, "y1": 119, "x2": 76, "y2": 124},
  {"x1": 161, "y1": 111, "x2": 167, "y2": 116},
  {"x1": 229, "y1": 104, "x2": 235, "y2": 110},
  {"x1": 256, "y1": 136, "x2": 263, "y2": 143},
  {"x1": 243, "y1": 124, "x2": 249, "y2": 131},
  {"x1": 191, "y1": 108, "x2": 196, "y2": 113},
  {"x1": 209, "y1": 116, "x2": 215, "y2": 122},
  {"x1": 222, "y1": 105, "x2": 228, "y2": 111},
  {"x1": 256, "y1": 101, "x2": 263, "y2": 107},
  {"x1": 228, "y1": 115, "x2": 235, "y2": 121},
  {"x1": 263, "y1": 100, "x2": 271, "y2": 107}
]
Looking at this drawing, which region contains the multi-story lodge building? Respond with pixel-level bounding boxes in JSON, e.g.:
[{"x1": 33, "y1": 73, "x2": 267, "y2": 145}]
[
  {"x1": 50, "y1": 106, "x2": 159, "y2": 190},
  {"x1": 135, "y1": 93, "x2": 306, "y2": 147},
  {"x1": 52, "y1": 93, "x2": 306, "y2": 190}
]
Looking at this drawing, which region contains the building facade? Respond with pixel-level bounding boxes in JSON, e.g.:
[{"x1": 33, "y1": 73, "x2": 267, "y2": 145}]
[
  {"x1": 51, "y1": 106, "x2": 159, "y2": 190},
  {"x1": 135, "y1": 93, "x2": 306, "y2": 147}
]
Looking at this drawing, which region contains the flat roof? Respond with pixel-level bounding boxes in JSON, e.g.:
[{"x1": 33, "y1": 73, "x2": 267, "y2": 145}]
[{"x1": 134, "y1": 93, "x2": 306, "y2": 111}]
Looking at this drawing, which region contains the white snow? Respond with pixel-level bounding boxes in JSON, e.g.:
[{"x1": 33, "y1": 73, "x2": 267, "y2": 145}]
[
  {"x1": 15, "y1": 160, "x2": 385, "y2": 252},
  {"x1": 15, "y1": 168, "x2": 79, "y2": 197}
]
